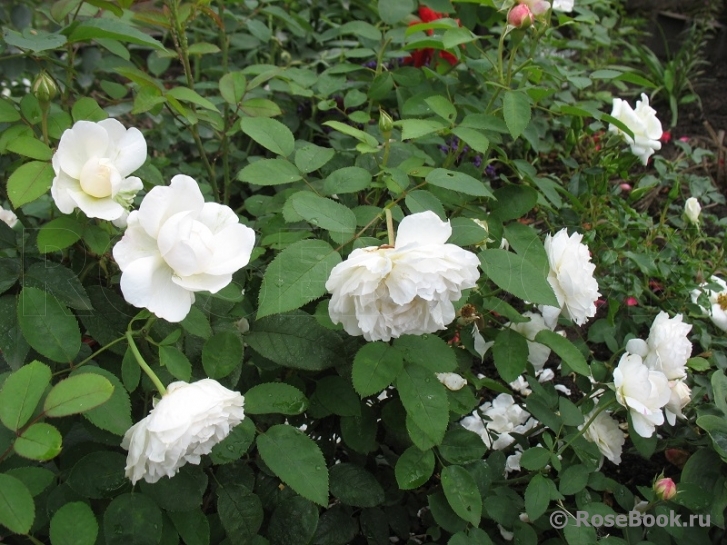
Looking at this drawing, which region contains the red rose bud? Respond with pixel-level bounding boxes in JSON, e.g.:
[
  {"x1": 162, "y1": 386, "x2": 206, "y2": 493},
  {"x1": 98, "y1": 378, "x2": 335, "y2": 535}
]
[
  {"x1": 653, "y1": 477, "x2": 677, "y2": 501},
  {"x1": 507, "y1": 4, "x2": 534, "y2": 28},
  {"x1": 625, "y1": 297, "x2": 638, "y2": 306},
  {"x1": 660, "y1": 131, "x2": 672, "y2": 143}
]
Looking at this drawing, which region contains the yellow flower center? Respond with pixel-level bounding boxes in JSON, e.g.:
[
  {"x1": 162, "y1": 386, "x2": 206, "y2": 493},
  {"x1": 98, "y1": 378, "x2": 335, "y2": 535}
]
[{"x1": 718, "y1": 293, "x2": 727, "y2": 311}]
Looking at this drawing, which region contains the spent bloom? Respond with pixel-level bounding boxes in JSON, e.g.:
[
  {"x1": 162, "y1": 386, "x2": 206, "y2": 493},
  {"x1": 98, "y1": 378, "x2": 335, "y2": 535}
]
[
  {"x1": 113, "y1": 175, "x2": 256, "y2": 323},
  {"x1": 436, "y1": 373, "x2": 467, "y2": 391},
  {"x1": 691, "y1": 276, "x2": 727, "y2": 332},
  {"x1": 614, "y1": 352, "x2": 671, "y2": 438},
  {"x1": 51, "y1": 119, "x2": 146, "y2": 221},
  {"x1": 0, "y1": 207, "x2": 18, "y2": 228},
  {"x1": 122, "y1": 379, "x2": 245, "y2": 484},
  {"x1": 608, "y1": 93, "x2": 663, "y2": 165},
  {"x1": 540, "y1": 228, "x2": 600, "y2": 328},
  {"x1": 581, "y1": 409, "x2": 625, "y2": 464},
  {"x1": 325, "y1": 211, "x2": 480, "y2": 342},
  {"x1": 684, "y1": 197, "x2": 701, "y2": 227}
]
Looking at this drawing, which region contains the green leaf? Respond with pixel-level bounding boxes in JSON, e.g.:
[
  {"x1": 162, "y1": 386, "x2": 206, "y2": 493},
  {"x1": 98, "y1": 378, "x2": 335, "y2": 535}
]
[
  {"x1": 157, "y1": 345, "x2": 192, "y2": 381},
  {"x1": 37, "y1": 216, "x2": 84, "y2": 253},
  {"x1": 323, "y1": 166, "x2": 372, "y2": 194},
  {"x1": 168, "y1": 509, "x2": 209, "y2": 545},
  {"x1": 7, "y1": 161, "x2": 53, "y2": 208},
  {"x1": 396, "y1": 363, "x2": 449, "y2": 444},
  {"x1": 352, "y1": 342, "x2": 404, "y2": 397},
  {"x1": 256, "y1": 424, "x2": 329, "y2": 506},
  {"x1": 559, "y1": 464, "x2": 590, "y2": 495},
  {"x1": 438, "y1": 427, "x2": 487, "y2": 464},
  {"x1": 524, "y1": 474, "x2": 550, "y2": 522},
  {"x1": 67, "y1": 451, "x2": 127, "y2": 499},
  {"x1": 492, "y1": 328, "x2": 528, "y2": 383},
  {"x1": 73, "y1": 367, "x2": 132, "y2": 435},
  {"x1": 50, "y1": 502, "x2": 99, "y2": 545},
  {"x1": 210, "y1": 418, "x2": 256, "y2": 464},
  {"x1": 503, "y1": 222, "x2": 549, "y2": 275},
  {"x1": 6, "y1": 136, "x2": 52, "y2": 160},
  {"x1": 247, "y1": 311, "x2": 344, "y2": 371},
  {"x1": 71, "y1": 97, "x2": 107, "y2": 122},
  {"x1": 502, "y1": 90, "x2": 531, "y2": 139},
  {"x1": 449, "y1": 217, "x2": 488, "y2": 246},
  {"x1": 180, "y1": 306, "x2": 212, "y2": 339},
  {"x1": 238, "y1": 158, "x2": 302, "y2": 186},
  {"x1": 0, "y1": 473, "x2": 35, "y2": 534},
  {"x1": 240, "y1": 98, "x2": 282, "y2": 117},
  {"x1": 479, "y1": 249, "x2": 558, "y2": 307},
  {"x1": 323, "y1": 120, "x2": 379, "y2": 148},
  {"x1": 68, "y1": 18, "x2": 166, "y2": 50},
  {"x1": 219, "y1": 71, "x2": 247, "y2": 104},
  {"x1": 0, "y1": 98, "x2": 21, "y2": 122},
  {"x1": 397, "y1": 118, "x2": 447, "y2": 140},
  {"x1": 316, "y1": 376, "x2": 361, "y2": 417},
  {"x1": 697, "y1": 415, "x2": 727, "y2": 461},
  {"x1": 520, "y1": 446, "x2": 551, "y2": 470},
  {"x1": 103, "y1": 493, "x2": 163, "y2": 545},
  {"x1": 268, "y1": 496, "x2": 319, "y2": 545},
  {"x1": 289, "y1": 192, "x2": 356, "y2": 240},
  {"x1": 202, "y1": 331, "x2": 243, "y2": 379},
  {"x1": 138, "y1": 466, "x2": 207, "y2": 512},
  {"x1": 451, "y1": 127, "x2": 489, "y2": 154},
  {"x1": 166, "y1": 86, "x2": 217, "y2": 111},
  {"x1": 245, "y1": 383, "x2": 308, "y2": 415},
  {"x1": 17, "y1": 287, "x2": 81, "y2": 363},
  {"x1": 0, "y1": 295, "x2": 29, "y2": 371},
  {"x1": 340, "y1": 405, "x2": 378, "y2": 454},
  {"x1": 393, "y1": 334, "x2": 457, "y2": 373},
  {"x1": 563, "y1": 517, "x2": 597, "y2": 545},
  {"x1": 294, "y1": 143, "x2": 335, "y2": 174},
  {"x1": 23, "y1": 261, "x2": 92, "y2": 311},
  {"x1": 426, "y1": 168, "x2": 494, "y2": 197},
  {"x1": 241, "y1": 117, "x2": 295, "y2": 157},
  {"x1": 257, "y1": 239, "x2": 341, "y2": 318},
  {"x1": 395, "y1": 446, "x2": 435, "y2": 490},
  {"x1": 2, "y1": 27, "x2": 66, "y2": 52},
  {"x1": 13, "y1": 422, "x2": 62, "y2": 461},
  {"x1": 4, "y1": 467, "x2": 54, "y2": 497},
  {"x1": 378, "y1": 0, "x2": 414, "y2": 24},
  {"x1": 534, "y1": 330, "x2": 590, "y2": 376},
  {"x1": 0, "y1": 360, "x2": 51, "y2": 431},
  {"x1": 43, "y1": 374, "x2": 114, "y2": 417},
  {"x1": 711, "y1": 371, "x2": 727, "y2": 414},
  {"x1": 330, "y1": 463, "x2": 385, "y2": 507},
  {"x1": 441, "y1": 465, "x2": 482, "y2": 526},
  {"x1": 490, "y1": 185, "x2": 538, "y2": 222},
  {"x1": 405, "y1": 190, "x2": 445, "y2": 218}
]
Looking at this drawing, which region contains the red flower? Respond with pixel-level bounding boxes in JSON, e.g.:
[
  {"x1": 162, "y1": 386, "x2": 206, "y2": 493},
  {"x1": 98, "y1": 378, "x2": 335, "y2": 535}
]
[
  {"x1": 406, "y1": 6, "x2": 459, "y2": 68},
  {"x1": 660, "y1": 131, "x2": 672, "y2": 144}
]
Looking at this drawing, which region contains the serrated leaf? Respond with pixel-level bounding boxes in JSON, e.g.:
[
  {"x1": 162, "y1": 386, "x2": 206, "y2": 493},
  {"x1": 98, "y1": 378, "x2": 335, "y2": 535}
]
[
  {"x1": 0, "y1": 98, "x2": 21, "y2": 122},
  {"x1": 6, "y1": 136, "x2": 52, "y2": 160},
  {"x1": 43, "y1": 374, "x2": 114, "y2": 417},
  {"x1": 397, "y1": 118, "x2": 447, "y2": 140},
  {"x1": 23, "y1": 261, "x2": 92, "y2": 311},
  {"x1": 294, "y1": 143, "x2": 335, "y2": 174},
  {"x1": 74, "y1": 367, "x2": 132, "y2": 435},
  {"x1": 166, "y1": 86, "x2": 217, "y2": 111},
  {"x1": 2, "y1": 27, "x2": 66, "y2": 52},
  {"x1": 0, "y1": 473, "x2": 35, "y2": 534},
  {"x1": 451, "y1": 126, "x2": 489, "y2": 154},
  {"x1": 393, "y1": 334, "x2": 457, "y2": 373},
  {"x1": 68, "y1": 18, "x2": 166, "y2": 50},
  {"x1": 352, "y1": 342, "x2": 404, "y2": 397},
  {"x1": 479, "y1": 249, "x2": 558, "y2": 307},
  {"x1": 426, "y1": 168, "x2": 494, "y2": 197},
  {"x1": 534, "y1": 330, "x2": 590, "y2": 376},
  {"x1": 268, "y1": 496, "x2": 319, "y2": 545},
  {"x1": 503, "y1": 90, "x2": 531, "y2": 139},
  {"x1": 50, "y1": 502, "x2": 98, "y2": 545},
  {"x1": 323, "y1": 120, "x2": 379, "y2": 148},
  {"x1": 316, "y1": 376, "x2": 360, "y2": 417},
  {"x1": 219, "y1": 71, "x2": 247, "y2": 104},
  {"x1": 323, "y1": 166, "x2": 372, "y2": 195},
  {"x1": 0, "y1": 360, "x2": 51, "y2": 431},
  {"x1": 395, "y1": 446, "x2": 435, "y2": 490},
  {"x1": 241, "y1": 117, "x2": 295, "y2": 157},
  {"x1": 289, "y1": 192, "x2": 356, "y2": 240},
  {"x1": 441, "y1": 465, "x2": 482, "y2": 526},
  {"x1": 256, "y1": 424, "x2": 329, "y2": 505},
  {"x1": 237, "y1": 158, "x2": 302, "y2": 186},
  {"x1": 7, "y1": 161, "x2": 53, "y2": 208},
  {"x1": 245, "y1": 383, "x2": 308, "y2": 415},
  {"x1": 102, "y1": 493, "x2": 163, "y2": 545},
  {"x1": 202, "y1": 332, "x2": 243, "y2": 379},
  {"x1": 438, "y1": 427, "x2": 487, "y2": 464},
  {"x1": 378, "y1": 0, "x2": 414, "y2": 24},
  {"x1": 524, "y1": 474, "x2": 550, "y2": 521},
  {"x1": 329, "y1": 463, "x2": 384, "y2": 507},
  {"x1": 240, "y1": 98, "x2": 282, "y2": 117},
  {"x1": 36, "y1": 216, "x2": 84, "y2": 253},
  {"x1": 257, "y1": 239, "x2": 341, "y2": 318},
  {"x1": 396, "y1": 363, "x2": 449, "y2": 444},
  {"x1": 13, "y1": 422, "x2": 62, "y2": 461},
  {"x1": 17, "y1": 287, "x2": 81, "y2": 363}
]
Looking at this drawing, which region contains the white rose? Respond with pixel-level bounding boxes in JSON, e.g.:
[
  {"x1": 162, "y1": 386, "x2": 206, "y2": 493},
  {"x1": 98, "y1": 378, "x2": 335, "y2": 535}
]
[
  {"x1": 614, "y1": 353, "x2": 671, "y2": 438},
  {"x1": 581, "y1": 410, "x2": 625, "y2": 464},
  {"x1": 691, "y1": 276, "x2": 727, "y2": 332},
  {"x1": 508, "y1": 311, "x2": 552, "y2": 371},
  {"x1": 665, "y1": 380, "x2": 691, "y2": 425},
  {"x1": 121, "y1": 379, "x2": 245, "y2": 484},
  {"x1": 473, "y1": 393, "x2": 538, "y2": 450},
  {"x1": 540, "y1": 228, "x2": 600, "y2": 328},
  {"x1": 113, "y1": 175, "x2": 256, "y2": 323},
  {"x1": 684, "y1": 197, "x2": 701, "y2": 226},
  {"x1": 436, "y1": 372, "x2": 467, "y2": 391},
  {"x1": 608, "y1": 93, "x2": 663, "y2": 165},
  {"x1": 552, "y1": 0, "x2": 574, "y2": 11},
  {"x1": 643, "y1": 312, "x2": 692, "y2": 380},
  {"x1": 325, "y1": 211, "x2": 480, "y2": 342},
  {"x1": 0, "y1": 207, "x2": 18, "y2": 228},
  {"x1": 51, "y1": 119, "x2": 147, "y2": 221}
]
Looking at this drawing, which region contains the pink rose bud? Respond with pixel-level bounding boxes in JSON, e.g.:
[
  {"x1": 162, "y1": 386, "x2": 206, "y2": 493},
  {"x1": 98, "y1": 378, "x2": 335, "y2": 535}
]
[
  {"x1": 625, "y1": 297, "x2": 638, "y2": 306},
  {"x1": 619, "y1": 183, "x2": 632, "y2": 192},
  {"x1": 653, "y1": 477, "x2": 677, "y2": 500},
  {"x1": 508, "y1": 4, "x2": 534, "y2": 28}
]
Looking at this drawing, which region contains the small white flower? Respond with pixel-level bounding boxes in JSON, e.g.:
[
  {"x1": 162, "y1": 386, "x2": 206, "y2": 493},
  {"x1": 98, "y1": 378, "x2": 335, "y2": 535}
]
[
  {"x1": 643, "y1": 312, "x2": 692, "y2": 380},
  {"x1": 325, "y1": 211, "x2": 480, "y2": 342},
  {"x1": 684, "y1": 197, "x2": 701, "y2": 227},
  {"x1": 436, "y1": 372, "x2": 467, "y2": 391},
  {"x1": 665, "y1": 379, "x2": 691, "y2": 425},
  {"x1": 461, "y1": 393, "x2": 538, "y2": 450},
  {"x1": 505, "y1": 447, "x2": 523, "y2": 474},
  {"x1": 113, "y1": 175, "x2": 256, "y2": 322},
  {"x1": 540, "y1": 229, "x2": 600, "y2": 328},
  {"x1": 51, "y1": 119, "x2": 146, "y2": 221},
  {"x1": 508, "y1": 311, "x2": 553, "y2": 371},
  {"x1": 121, "y1": 379, "x2": 245, "y2": 484},
  {"x1": 581, "y1": 410, "x2": 625, "y2": 464},
  {"x1": 0, "y1": 207, "x2": 18, "y2": 228},
  {"x1": 509, "y1": 376, "x2": 532, "y2": 396},
  {"x1": 608, "y1": 93, "x2": 663, "y2": 165},
  {"x1": 552, "y1": 0, "x2": 574, "y2": 11},
  {"x1": 691, "y1": 276, "x2": 727, "y2": 332},
  {"x1": 614, "y1": 353, "x2": 671, "y2": 438}
]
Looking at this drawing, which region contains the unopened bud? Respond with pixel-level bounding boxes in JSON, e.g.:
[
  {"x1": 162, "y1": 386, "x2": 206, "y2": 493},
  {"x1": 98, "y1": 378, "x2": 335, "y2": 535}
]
[
  {"x1": 507, "y1": 4, "x2": 534, "y2": 28},
  {"x1": 379, "y1": 110, "x2": 394, "y2": 138},
  {"x1": 653, "y1": 477, "x2": 677, "y2": 501},
  {"x1": 32, "y1": 71, "x2": 58, "y2": 104}
]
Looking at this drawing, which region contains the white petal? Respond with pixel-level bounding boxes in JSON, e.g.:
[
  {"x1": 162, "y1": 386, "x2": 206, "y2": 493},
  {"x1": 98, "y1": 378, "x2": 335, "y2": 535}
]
[
  {"x1": 56, "y1": 121, "x2": 110, "y2": 179},
  {"x1": 206, "y1": 223, "x2": 256, "y2": 275},
  {"x1": 99, "y1": 119, "x2": 147, "y2": 177},
  {"x1": 173, "y1": 272, "x2": 232, "y2": 294},
  {"x1": 395, "y1": 211, "x2": 451, "y2": 248},
  {"x1": 138, "y1": 175, "x2": 204, "y2": 238},
  {"x1": 113, "y1": 213, "x2": 159, "y2": 269}
]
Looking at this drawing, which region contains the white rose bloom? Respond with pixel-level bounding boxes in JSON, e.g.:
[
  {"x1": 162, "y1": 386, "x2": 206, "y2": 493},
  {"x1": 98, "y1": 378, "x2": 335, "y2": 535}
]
[
  {"x1": 436, "y1": 372, "x2": 467, "y2": 391},
  {"x1": 614, "y1": 353, "x2": 671, "y2": 438},
  {"x1": 581, "y1": 410, "x2": 625, "y2": 464},
  {"x1": 122, "y1": 379, "x2": 245, "y2": 484},
  {"x1": 113, "y1": 175, "x2": 256, "y2": 322},
  {"x1": 0, "y1": 207, "x2": 18, "y2": 228},
  {"x1": 608, "y1": 93, "x2": 663, "y2": 165},
  {"x1": 643, "y1": 312, "x2": 692, "y2": 380},
  {"x1": 552, "y1": 0, "x2": 574, "y2": 11},
  {"x1": 691, "y1": 276, "x2": 727, "y2": 332},
  {"x1": 508, "y1": 311, "x2": 552, "y2": 371},
  {"x1": 51, "y1": 119, "x2": 146, "y2": 221},
  {"x1": 461, "y1": 394, "x2": 538, "y2": 450},
  {"x1": 665, "y1": 380, "x2": 691, "y2": 425},
  {"x1": 540, "y1": 229, "x2": 600, "y2": 328},
  {"x1": 684, "y1": 197, "x2": 701, "y2": 226},
  {"x1": 325, "y1": 211, "x2": 480, "y2": 342}
]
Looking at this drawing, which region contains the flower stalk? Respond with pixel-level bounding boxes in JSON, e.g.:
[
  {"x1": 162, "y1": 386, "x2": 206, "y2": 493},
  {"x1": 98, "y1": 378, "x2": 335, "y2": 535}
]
[{"x1": 125, "y1": 330, "x2": 167, "y2": 396}]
